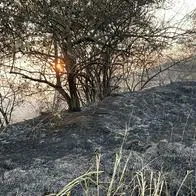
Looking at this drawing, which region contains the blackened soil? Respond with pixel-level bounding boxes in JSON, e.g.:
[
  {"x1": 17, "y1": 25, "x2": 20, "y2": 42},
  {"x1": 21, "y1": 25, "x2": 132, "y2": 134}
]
[{"x1": 1, "y1": 81, "x2": 196, "y2": 195}]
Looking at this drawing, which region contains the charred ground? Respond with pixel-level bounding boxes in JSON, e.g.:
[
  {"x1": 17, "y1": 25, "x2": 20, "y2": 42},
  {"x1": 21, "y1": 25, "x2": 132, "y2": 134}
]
[{"x1": 1, "y1": 81, "x2": 196, "y2": 195}]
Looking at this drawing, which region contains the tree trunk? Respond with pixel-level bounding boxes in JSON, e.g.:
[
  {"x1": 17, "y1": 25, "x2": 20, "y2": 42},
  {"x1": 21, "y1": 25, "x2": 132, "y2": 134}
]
[
  {"x1": 67, "y1": 73, "x2": 81, "y2": 112},
  {"x1": 102, "y1": 49, "x2": 112, "y2": 99},
  {"x1": 56, "y1": 83, "x2": 80, "y2": 112},
  {"x1": 62, "y1": 46, "x2": 81, "y2": 112}
]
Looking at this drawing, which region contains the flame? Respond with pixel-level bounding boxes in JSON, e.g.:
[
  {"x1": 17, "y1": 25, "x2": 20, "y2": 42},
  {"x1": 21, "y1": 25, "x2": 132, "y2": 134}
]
[{"x1": 53, "y1": 58, "x2": 65, "y2": 73}]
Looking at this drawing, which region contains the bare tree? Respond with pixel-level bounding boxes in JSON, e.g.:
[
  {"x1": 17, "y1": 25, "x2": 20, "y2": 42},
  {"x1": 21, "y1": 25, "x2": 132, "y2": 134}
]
[
  {"x1": 180, "y1": 9, "x2": 196, "y2": 56},
  {"x1": 0, "y1": 64, "x2": 26, "y2": 129},
  {"x1": 1, "y1": 0, "x2": 176, "y2": 111}
]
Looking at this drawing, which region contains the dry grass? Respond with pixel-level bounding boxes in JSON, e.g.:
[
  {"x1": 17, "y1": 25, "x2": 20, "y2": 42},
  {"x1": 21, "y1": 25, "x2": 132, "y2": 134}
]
[{"x1": 45, "y1": 130, "x2": 195, "y2": 196}]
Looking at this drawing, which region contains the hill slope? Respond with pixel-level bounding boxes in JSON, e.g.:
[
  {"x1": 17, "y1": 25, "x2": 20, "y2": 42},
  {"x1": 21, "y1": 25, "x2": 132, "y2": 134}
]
[{"x1": 1, "y1": 81, "x2": 196, "y2": 195}]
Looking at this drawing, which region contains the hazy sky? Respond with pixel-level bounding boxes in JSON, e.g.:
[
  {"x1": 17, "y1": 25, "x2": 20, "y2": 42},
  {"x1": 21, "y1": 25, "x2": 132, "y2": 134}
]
[{"x1": 161, "y1": 0, "x2": 196, "y2": 22}]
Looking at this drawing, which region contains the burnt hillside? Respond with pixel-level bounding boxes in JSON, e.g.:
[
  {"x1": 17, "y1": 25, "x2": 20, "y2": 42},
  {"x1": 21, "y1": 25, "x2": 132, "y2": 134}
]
[{"x1": 1, "y1": 81, "x2": 196, "y2": 195}]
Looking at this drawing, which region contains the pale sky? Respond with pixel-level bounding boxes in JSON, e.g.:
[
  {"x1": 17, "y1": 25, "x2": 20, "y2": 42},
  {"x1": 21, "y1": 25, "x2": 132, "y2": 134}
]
[
  {"x1": 170, "y1": 0, "x2": 196, "y2": 18},
  {"x1": 157, "y1": 0, "x2": 196, "y2": 26}
]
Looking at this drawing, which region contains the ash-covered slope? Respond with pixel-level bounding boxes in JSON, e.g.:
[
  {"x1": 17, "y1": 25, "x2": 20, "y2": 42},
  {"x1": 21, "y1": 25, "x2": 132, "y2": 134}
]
[{"x1": 1, "y1": 81, "x2": 196, "y2": 195}]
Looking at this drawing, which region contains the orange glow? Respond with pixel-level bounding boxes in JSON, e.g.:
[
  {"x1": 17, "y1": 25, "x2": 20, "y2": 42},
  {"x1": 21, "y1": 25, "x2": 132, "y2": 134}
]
[{"x1": 52, "y1": 58, "x2": 65, "y2": 73}]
